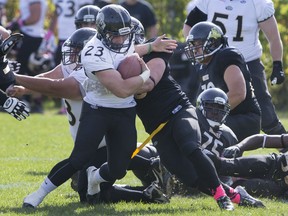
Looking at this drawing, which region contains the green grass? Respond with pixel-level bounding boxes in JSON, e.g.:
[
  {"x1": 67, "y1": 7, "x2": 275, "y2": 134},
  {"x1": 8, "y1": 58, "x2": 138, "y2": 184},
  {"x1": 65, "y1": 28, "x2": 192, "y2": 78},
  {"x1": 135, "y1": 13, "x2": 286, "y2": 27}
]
[{"x1": 0, "y1": 110, "x2": 288, "y2": 216}]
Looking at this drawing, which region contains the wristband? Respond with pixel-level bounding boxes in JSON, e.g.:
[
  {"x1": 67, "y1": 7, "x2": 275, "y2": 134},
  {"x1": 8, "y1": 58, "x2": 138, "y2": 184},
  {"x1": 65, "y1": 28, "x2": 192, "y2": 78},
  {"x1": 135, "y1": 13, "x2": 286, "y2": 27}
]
[
  {"x1": 147, "y1": 43, "x2": 152, "y2": 54},
  {"x1": 262, "y1": 134, "x2": 267, "y2": 148},
  {"x1": 139, "y1": 69, "x2": 150, "y2": 82},
  {"x1": 273, "y1": 61, "x2": 283, "y2": 68}
]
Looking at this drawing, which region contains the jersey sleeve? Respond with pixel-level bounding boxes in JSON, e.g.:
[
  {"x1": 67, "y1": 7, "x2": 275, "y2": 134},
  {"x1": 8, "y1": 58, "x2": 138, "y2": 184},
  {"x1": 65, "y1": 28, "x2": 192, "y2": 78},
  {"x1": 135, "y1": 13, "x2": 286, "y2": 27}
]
[
  {"x1": 253, "y1": 0, "x2": 275, "y2": 22},
  {"x1": 216, "y1": 48, "x2": 246, "y2": 73}
]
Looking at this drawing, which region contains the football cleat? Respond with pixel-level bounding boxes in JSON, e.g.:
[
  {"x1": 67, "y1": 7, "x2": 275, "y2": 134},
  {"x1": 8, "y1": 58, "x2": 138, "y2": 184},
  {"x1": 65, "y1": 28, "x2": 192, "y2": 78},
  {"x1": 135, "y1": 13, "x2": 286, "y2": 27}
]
[
  {"x1": 86, "y1": 166, "x2": 101, "y2": 204},
  {"x1": 143, "y1": 182, "x2": 170, "y2": 203},
  {"x1": 279, "y1": 152, "x2": 288, "y2": 185},
  {"x1": 22, "y1": 191, "x2": 45, "y2": 209},
  {"x1": 235, "y1": 186, "x2": 265, "y2": 208},
  {"x1": 150, "y1": 157, "x2": 174, "y2": 198},
  {"x1": 216, "y1": 195, "x2": 234, "y2": 211}
]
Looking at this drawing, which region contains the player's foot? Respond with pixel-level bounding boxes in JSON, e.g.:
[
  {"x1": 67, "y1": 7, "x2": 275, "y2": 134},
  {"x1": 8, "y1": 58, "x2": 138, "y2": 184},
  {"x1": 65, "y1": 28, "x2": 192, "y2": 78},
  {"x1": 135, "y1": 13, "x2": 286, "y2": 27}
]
[
  {"x1": 216, "y1": 195, "x2": 234, "y2": 211},
  {"x1": 279, "y1": 152, "x2": 288, "y2": 185},
  {"x1": 86, "y1": 166, "x2": 101, "y2": 204},
  {"x1": 150, "y1": 157, "x2": 174, "y2": 197},
  {"x1": 22, "y1": 191, "x2": 45, "y2": 209},
  {"x1": 143, "y1": 182, "x2": 170, "y2": 203},
  {"x1": 70, "y1": 171, "x2": 80, "y2": 192},
  {"x1": 235, "y1": 186, "x2": 265, "y2": 208}
]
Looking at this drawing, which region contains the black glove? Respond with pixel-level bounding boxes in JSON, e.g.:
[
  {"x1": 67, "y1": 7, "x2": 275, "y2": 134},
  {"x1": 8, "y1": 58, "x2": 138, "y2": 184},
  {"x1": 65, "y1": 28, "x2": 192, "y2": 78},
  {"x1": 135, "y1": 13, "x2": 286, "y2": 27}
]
[
  {"x1": 0, "y1": 59, "x2": 16, "y2": 92},
  {"x1": 270, "y1": 61, "x2": 285, "y2": 85},
  {"x1": 3, "y1": 97, "x2": 30, "y2": 120},
  {"x1": 8, "y1": 60, "x2": 21, "y2": 74},
  {"x1": 0, "y1": 33, "x2": 24, "y2": 59},
  {"x1": 222, "y1": 146, "x2": 242, "y2": 158}
]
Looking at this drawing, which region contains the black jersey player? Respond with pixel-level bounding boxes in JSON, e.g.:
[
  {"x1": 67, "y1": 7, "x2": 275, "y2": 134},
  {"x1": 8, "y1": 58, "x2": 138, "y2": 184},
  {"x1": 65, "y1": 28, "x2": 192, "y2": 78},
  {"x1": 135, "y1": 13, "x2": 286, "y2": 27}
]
[{"x1": 184, "y1": 21, "x2": 261, "y2": 142}]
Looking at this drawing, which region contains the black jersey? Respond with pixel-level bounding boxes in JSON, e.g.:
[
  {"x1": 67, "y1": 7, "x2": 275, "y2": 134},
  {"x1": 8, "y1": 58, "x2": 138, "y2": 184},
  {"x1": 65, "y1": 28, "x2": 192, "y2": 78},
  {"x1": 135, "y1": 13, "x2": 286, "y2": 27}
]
[
  {"x1": 198, "y1": 47, "x2": 260, "y2": 115},
  {"x1": 136, "y1": 51, "x2": 191, "y2": 134},
  {"x1": 196, "y1": 109, "x2": 238, "y2": 157}
]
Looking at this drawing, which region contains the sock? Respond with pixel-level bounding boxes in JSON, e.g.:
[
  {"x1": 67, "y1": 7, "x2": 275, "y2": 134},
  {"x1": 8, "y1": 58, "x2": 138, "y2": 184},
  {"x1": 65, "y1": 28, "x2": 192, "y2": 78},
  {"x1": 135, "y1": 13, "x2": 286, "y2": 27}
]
[
  {"x1": 212, "y1": 184, "x2": 226, "y2": 200},
  {"x1": 40, "y1": 177, "x2": 57, "y2": 195},
  {"x1": 228, "y1": 187, "x2": 241, "y2": 204}
]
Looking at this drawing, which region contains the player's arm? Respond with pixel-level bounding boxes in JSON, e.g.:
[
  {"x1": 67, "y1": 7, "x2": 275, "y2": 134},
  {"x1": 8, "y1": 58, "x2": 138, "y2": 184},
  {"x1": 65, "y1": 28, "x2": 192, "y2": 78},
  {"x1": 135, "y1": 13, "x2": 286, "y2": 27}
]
[
  {"x1": 259, "y1": 16, "x2": 283, "y2": 63},
  {"x1": 135, "y1": 57, "x2": 165, "y2": 94},
  {"x1": 223, "y1": 65, "x2": 246, "y2": 110},
  {"x1": 222, "y1": 134, "x2": 288, "y2": 158},
  {"x1": 14, "y1": 74, "x2": 82, "y2": 100},
  {"x1": 259, "y1": 16, "x2": 285, "y2": 85},
  {"x1": 135, "y1": 34, "x2": 177, "y2": 56},
  {"x1": 182, "y1": 6, "x2": 207, "y2": 38},
  {"x1": 95, "y1": 60, "x2": 150, "y2": 98}
]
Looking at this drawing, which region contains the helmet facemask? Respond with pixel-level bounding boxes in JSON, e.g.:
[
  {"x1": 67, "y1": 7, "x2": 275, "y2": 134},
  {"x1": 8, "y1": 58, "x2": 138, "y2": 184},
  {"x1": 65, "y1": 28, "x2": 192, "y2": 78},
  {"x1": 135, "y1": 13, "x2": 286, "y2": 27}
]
[
  {"x1": 100, "y1": 27, "x2": 133, "y2": 53},
  {"x1": 185, "y1": 22, "x2": 226, "y2": 65},
  {"x1": 201, "y1": 101, "x2": 230, "y2": 128},
  {"x1": 62, "y1": 41, "x2": 82, "y2": 70}
]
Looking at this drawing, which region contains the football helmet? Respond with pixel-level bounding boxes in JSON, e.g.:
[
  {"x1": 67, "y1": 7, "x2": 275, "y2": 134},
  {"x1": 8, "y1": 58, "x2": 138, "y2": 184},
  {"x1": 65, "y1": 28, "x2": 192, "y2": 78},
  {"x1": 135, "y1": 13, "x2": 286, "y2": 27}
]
[
  {"x1": 28, "y1": 52, "x2": 55, "y2": 74},
  {"x1": 62, "y1": 27, "x2": 96, "y2": 68},
  {"x1": 131, "y1": 17, "x2": 145, "y2": 45},
  {"x1": 74, "y1": 5, "x2": 100, "y2": 29},
  {"x1": 184, "y1": 21, "x2": 227, "y2": 64},
  {"x1": 197, "y1": 88, "x2": 230, "y2": 128},
  {"x1": 96, "y1": 4, "x2": 133, "y2": 53}
]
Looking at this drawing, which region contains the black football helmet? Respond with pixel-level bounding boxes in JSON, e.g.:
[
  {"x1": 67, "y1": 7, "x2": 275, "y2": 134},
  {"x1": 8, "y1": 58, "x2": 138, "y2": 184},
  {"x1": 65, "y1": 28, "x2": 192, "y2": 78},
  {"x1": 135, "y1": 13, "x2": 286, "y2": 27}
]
[
  {"x1": 74, "y1": 5, "x2": 100, "y2": 29},
  {"x1": 184, "y1": 21, "x2": 228, "y2": 64},
  {"x1": 131, "y1": 17, "x2": 145, "y2": 45},
  {"x1": 96, "y1": 4, "x2": 133, "y2": 53},
  {"x1": 62, "y1": 27, "x2": 96, "y2": 68},
  {"x1": 197, "y1": 88, "x2": 230, "y2": 128}
]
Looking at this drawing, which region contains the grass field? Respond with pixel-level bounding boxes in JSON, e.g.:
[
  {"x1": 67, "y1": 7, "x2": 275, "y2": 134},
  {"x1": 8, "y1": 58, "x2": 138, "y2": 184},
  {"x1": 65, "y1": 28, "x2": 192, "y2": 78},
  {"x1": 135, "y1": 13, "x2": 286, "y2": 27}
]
[{"x1": 0, "y1": 109, "x2": 288, "y2": 216}]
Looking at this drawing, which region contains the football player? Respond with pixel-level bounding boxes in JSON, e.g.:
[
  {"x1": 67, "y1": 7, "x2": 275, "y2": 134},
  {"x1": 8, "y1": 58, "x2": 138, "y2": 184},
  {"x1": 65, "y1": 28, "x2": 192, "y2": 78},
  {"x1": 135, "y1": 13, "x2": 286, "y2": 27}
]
[
  {"x1": 183, "y1": 0, "x2": 286, "y2": 136},
  {"x1": 133, "y1": 37, "x2": 265, "y2": 209},
  {"x1": 14, "y1": 5, "x2": 176, "y2": 207},
  {"x1": 0, "y1": 26, "x2": 29, "y2": 120},
  {"x1": 184, "y1": 88, "x2": 287, "y2": 199},
  {"x1": 185, "y1": 21, "x2": 261, "y2": 142}
]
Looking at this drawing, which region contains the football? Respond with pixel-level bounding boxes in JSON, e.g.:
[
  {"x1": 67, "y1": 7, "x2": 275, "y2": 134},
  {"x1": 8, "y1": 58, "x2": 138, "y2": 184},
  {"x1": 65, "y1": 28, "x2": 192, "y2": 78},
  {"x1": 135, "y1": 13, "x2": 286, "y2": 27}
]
[{"x1": 117, "y1": 53, "x2": 142, "y2": 79}]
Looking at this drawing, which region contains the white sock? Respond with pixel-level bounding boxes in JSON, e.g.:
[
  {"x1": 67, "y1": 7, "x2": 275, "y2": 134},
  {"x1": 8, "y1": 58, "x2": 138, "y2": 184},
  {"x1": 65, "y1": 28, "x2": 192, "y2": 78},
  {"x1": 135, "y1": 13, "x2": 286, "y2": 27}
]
[{"x1": 39, "y1": 177, "x2": 57, "y2": 195}]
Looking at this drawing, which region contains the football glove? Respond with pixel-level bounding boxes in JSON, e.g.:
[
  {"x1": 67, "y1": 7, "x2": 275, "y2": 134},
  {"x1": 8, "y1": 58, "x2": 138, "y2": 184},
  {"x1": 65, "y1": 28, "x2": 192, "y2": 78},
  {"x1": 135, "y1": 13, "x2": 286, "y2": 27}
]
[
  {"x1": 0, "y1": 33, "x2": 24, "y2": 59},
  {"x1": 270, "y1": 61, "x2": 285, "y2": 85},
  {"x1": 8, "y1": 60, "x2": 21, "y2": 74},
  {"x1": 222, "y1": 146, "x2": 242, "y2": 158},
  {"x1": 3, "y1": 97, "x2": 30, "y2": 121}
]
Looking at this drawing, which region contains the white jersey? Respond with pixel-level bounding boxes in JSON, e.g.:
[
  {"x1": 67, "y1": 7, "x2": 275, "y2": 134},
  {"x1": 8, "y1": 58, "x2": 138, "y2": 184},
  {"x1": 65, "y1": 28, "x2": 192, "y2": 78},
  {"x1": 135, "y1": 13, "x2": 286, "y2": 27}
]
[
  {"x1": 194, "y1": 0, "x2": 275, "y2": 62},
  {"x1": 81, "y1": 35, "x2": 136, "y2": 108},
  {"x1": 60, "y1": 63, "x2": 106, "y2": 148},
  {"x1": 19, "y1": 0, "x2": 47, "y2": 37},
  {"x1": 53, "y1": 0, "x2": 94, "y2": 40}
]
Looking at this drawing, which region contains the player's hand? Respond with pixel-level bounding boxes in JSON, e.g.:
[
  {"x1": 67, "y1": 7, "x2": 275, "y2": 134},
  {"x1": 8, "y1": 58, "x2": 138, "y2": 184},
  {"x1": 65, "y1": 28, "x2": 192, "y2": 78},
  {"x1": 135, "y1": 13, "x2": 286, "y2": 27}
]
[
  {"x1": 222, "y1": 146, "x2": 242, "y2": 158},
  {"x1": 0, "y1": 33, "x2": 24, "y2": 58},
  {"x1": 3, "y1": 97, "x2": 30, "y2": 120},
  {"x1": 270, "y1": 61, "x2": 285, "y2": 85},
  {"x1": 8, "y1": 60, "x2": 21, "y2": 74},
  {"x1": 151, "y1": 34, "x2": 178, "y2": 53}
]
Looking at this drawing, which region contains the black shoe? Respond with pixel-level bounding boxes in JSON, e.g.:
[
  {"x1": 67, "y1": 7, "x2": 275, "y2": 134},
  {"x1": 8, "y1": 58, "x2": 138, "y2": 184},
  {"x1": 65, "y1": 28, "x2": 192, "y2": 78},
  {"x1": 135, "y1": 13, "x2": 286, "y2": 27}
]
[
  {"x1": 235, "y1": 186, "x2": 265, "y2": 208},
  {"x1": 216, "y1": 195, "x2": 234, "y2": 211},
  {"x1": 151, "y1": 157, "x2": 173, "y2": 197},
  {"x1": 86, "y1": 193, "x2": 101, "y2": 205},
  {"x1": 143, "y1": 182, "x2": 170, "y2": 203}
]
